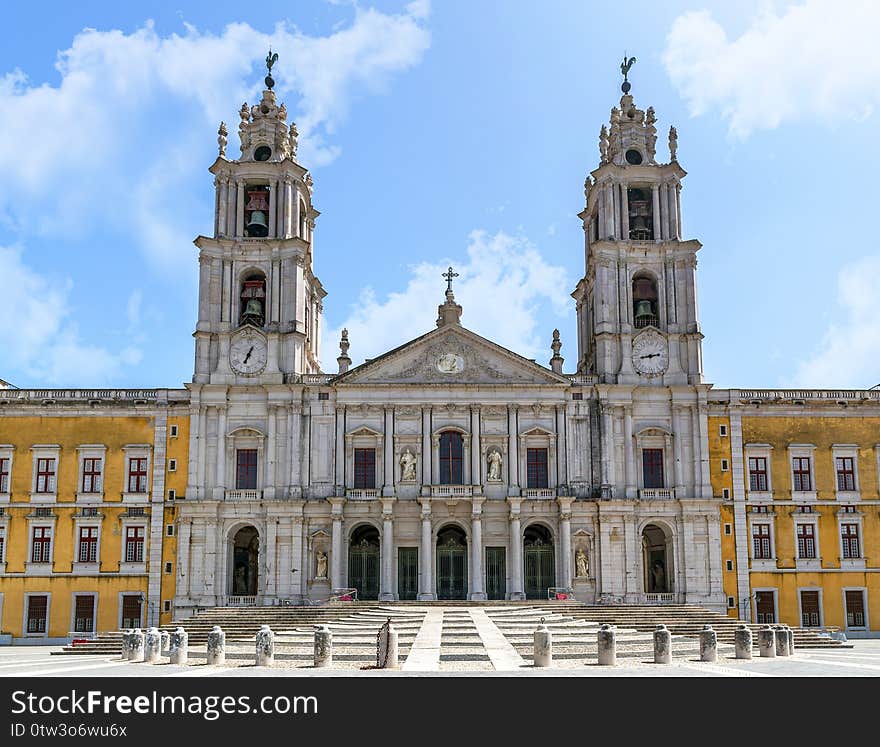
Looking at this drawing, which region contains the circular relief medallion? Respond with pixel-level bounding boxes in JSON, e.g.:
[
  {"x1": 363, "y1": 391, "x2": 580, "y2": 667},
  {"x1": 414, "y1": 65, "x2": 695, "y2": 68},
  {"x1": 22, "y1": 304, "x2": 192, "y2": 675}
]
[{"x1": 436, "y1": 353, "x2": 464, "y2": 374}]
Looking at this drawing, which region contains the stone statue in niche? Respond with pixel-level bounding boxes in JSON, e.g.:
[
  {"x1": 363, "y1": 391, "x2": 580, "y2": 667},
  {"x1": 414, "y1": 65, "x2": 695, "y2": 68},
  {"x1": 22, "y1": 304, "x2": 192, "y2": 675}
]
[
  {"x1": 233, "y1": 565, "x2": 247, "y2": 594},
  {"x1": 575, "y1": 548, "x2": 590, "y2": 578},
  {"x1": 486, "y1": 449, "x2": 503, "y2": 482},
  {"x1": 315, "y1": 550, "x2": 328, "y2": 579},
  {"x1": 399, "y1": 449, "x2": 417, "y2": 481}
]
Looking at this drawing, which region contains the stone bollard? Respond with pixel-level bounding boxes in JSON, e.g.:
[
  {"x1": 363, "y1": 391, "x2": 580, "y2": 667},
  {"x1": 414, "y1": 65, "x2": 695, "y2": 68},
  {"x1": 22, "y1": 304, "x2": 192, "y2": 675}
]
[
  {"x1": 784, "y1": 625, "x2": 795, "y2": 656},
  {"x1": 144, "y1": 627, "x2": 162, "y2": 663},
  {"x1": 653, "y1": 624, "x2": 672, "y2": 664},
  {"x1": 129, "y1": 629, "x2": 145, "y2": 663},
  {"x1": 255, "y1": 625, "x2": 275, "y2": 666},
  {"x1": 314, "y1": 624, "x2": 332, "y2": 668},
  {"x1": 206, "y1": 625, "x2": 226, "y2": 666},
  {"x1": 160, "y1": 630, "x2": 171, "y2": 655},
  {"x1": 533, "y1": 618, "x2": 552, "y2": 668},
  {"x1": 378, "y1": 618, "x2": 399, "y2": 669},
  {"x1": 169, "y1": 627, "x2": 188, "y2": 666},
  {"x1": 120, "y1": 630, "x2": 132, "y2": 660},
  {"x1": 758, "y1": 625, "x2": 776, "y2": 658},
  {"x1": 699, "y1": 624, "x2": 717, "y2": 663},
  {"x1": 734, "y1": 624, "x2": 753, "y2": 660},
  {"x1": 597, "y1": 624, "x2": 616, "y2": 666},
  {"x1": 774, "y1": 625, "x2": 790, "y2": 657}
]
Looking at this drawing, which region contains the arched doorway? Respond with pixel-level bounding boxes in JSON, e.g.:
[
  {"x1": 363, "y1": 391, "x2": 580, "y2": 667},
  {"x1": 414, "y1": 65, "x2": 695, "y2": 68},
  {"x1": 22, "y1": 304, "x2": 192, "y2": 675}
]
[
  {"x1": 524, "y1": 525, "x2": 555, "y2": 599},
  {"x1": 348, "y1": 525, "x2": 380, "y2": 600},
  {"x1": 642, "y1": 523, "x2": 673, "y2": 594},
  {"x1": 436, "y1": 525, "x2": 467, "y2": 600},
  {"x1": 231, "y1": 526, "x2": 259, "y2": 596}
]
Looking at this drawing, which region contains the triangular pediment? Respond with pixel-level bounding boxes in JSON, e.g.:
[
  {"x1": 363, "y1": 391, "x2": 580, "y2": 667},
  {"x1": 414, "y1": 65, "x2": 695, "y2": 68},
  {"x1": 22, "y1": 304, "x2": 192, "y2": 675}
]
[{"x1": 334, "y1": 325, "x2": 568, "y2": 386}]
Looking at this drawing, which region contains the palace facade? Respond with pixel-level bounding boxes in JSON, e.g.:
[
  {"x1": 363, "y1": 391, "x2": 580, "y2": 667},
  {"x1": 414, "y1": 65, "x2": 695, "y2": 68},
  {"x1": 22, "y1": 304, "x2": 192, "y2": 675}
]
[{"x1": 0, "y1": 68, "x2": 878, "y2": 643}]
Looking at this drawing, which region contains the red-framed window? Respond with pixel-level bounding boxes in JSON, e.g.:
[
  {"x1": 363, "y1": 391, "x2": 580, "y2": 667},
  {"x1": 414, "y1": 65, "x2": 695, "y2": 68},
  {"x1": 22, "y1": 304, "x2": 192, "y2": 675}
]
[
  {"x1": 81, "y1": 458, "x2": 103, "y2": 493},
  {"x1": 125, "y1": 526, "x2": 145, "y2": 563},
  {"x1": 438, "y1": 432, "x2": 464, "y2": 485},
  {"x1": 235, "y1": 449, "x2": 258, "y2": 490},
  {"x1": 0, "y1": 457, "x2": 9, "y2": 493},
  {"x1": 792, "y1": 457, "x2": 812, "y2": 492},
  {"x1": 35, "y1": 458, "x2": 56, "y2": 493},
  {"x1": 353, "y1": 448, "x2": 376, "y2": 490},
  {"x1": 845, "y1": 590, "x2": 865, "y2": 627},
  {"x1": 26, "y1": 595, "x2": 48, "y2": 633},
  {"x1": 31, "y1": 526, "x2": 52, "y2": 563},
  {"x1": 836, "y1": 457, "x2": 856, "y2": 492},
  {"x1": 642, "y1": 448, "x2": 664, "y2": 489},
  {"x1": 128, "y1": 458, "x2": 148, "y2": 493},
  {"x1": 796, "y1": 524, "x2": 816, "y2": 559},
  {"x1": 752, "y1": 524, "x2": 772, "y2": 559},
  {"x1": 121, "y1": 595, "x2": 142, "y2": 629},
  {"x1": 800, "y1": 590, "x2": 821, "y2": 627},
  {"x1": 841, "y1": 523, "x2": 860, "y2": 559},
  {"x1": 78, "y1": 526, "x2": 99, "y2": 563},
  {"x1": 748, "y1": 457, "x2": 768, "y2": 492},
  {"x1": 526, "y1": 448, "x2": 549, "y2": 489}
]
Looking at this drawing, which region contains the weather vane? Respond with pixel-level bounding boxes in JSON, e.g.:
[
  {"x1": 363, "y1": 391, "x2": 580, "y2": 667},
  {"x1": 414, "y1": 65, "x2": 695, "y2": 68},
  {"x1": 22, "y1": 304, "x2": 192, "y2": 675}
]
[
  {"x1": 620, "y1": 54, "x2": 636, "y2": 94},
  {"x1": 265, "y1": 48, "x2": 279, "y2": 90}
]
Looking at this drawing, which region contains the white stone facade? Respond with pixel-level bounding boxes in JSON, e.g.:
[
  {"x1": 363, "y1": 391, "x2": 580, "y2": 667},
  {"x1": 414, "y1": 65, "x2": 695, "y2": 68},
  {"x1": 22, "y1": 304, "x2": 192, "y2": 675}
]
[{"x1": 174, "y1": 80, "x2": 726, "y2": 616}]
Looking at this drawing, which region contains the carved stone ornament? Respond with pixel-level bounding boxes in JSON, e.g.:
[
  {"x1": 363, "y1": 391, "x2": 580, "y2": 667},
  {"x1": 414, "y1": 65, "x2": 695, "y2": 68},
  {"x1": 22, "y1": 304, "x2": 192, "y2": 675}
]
[{"x1": 437, "y1": 352, "x2": 464, "y2": 373}]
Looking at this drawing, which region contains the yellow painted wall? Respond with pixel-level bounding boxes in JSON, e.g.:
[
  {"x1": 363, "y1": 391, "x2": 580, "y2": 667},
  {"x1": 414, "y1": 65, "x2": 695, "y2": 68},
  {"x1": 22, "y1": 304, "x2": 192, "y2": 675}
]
[{"x1": 708, "y1": 417, "x2": 739, "y2": 618}]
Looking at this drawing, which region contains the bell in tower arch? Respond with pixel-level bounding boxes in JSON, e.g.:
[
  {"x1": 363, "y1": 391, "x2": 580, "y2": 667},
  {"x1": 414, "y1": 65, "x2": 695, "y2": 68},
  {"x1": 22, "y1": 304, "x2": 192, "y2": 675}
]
[{"x1": 245, "y1": 186, "x2": 270, "y2": 237}]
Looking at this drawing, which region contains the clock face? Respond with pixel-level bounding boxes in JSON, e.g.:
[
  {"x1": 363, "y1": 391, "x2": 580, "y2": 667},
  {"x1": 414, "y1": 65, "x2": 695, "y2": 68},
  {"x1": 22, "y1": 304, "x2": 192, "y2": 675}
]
[
  {"x1": 230, "y1": 332, "x2": 268, "y2": 375},
  {"x1": 632, "y1": 334, "x2": 668, "y2": 376}
]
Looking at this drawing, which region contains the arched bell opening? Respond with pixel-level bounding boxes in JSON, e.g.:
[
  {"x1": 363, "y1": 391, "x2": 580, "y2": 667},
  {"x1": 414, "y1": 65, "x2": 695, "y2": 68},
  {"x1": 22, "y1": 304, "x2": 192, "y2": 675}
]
[
  {"x1": 627, "y1": 186, "x2": 654, "y2": 240},
  {"x1": 239, "y1": 272, "x2": 266, "y2": 327},
  {"x1": 244, "y1": 184, "x2": 270, "y2": 237},
  {"x1": 632, "y1": 273, "x2": 659, "y2": 329}
]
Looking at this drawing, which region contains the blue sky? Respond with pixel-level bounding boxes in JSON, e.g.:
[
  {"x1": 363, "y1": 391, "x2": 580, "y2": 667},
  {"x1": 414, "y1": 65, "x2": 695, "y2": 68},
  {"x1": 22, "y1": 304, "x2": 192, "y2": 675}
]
[{"x1": 1, "y1": 0, "x2": 878, "y2": 390}]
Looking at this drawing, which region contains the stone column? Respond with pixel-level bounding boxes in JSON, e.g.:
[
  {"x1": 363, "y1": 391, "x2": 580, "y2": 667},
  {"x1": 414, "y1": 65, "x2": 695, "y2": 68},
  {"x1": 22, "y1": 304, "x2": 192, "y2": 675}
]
[
  {"x1": 660, "y1": 182, "x2": 670, "y2": 240},
  {"x1": 217, "y1": 178, "x2": 228, "y2": 238},
  {"x1": 421, "y1": 407, "x2": 432, "y2": 488},
  {"x1": 508, "y1": 498, "x2": 524, "y2": 599},
  {"x1": 600, "y1": 404, "x2": 613, "y2": 487},
  {"x1": 652, "y1": 184, "x2": 661, "y2": 240},
  {"x1": 335, "y1": 406, "x2": 345, "y2": 493},
  {"x1": 555, "y1": 405, "x2": 567, "y2": 490},
  {"x1": 380, "y1": 500, "x2": 395, "y2": 601},
  {"x1": 177, "y1": 520, "x2": 191, "y2": 598},
  {"x1": 668, "y1": 181, "x2": 679, "y2": 240},
  {"x1": 470, "y1": 498, "x2": 485, "y2": 600},
  {"x1": 268, "y1": 181, "x2": 277, "y2": 238},
  {"x1": 623, "y1": 406, "x2": 634, "y2": 498},
  {"x1": 418, "y1": 500, "x2": 434, "y2": 600},
  {"x1": 291, "y1": 511, "x2": 304, "y2": 601},
  {"x1": 672, "y1": 406, "x2": 685, "y2": 492},
  {"x1": 235, "y1": 180, "x2": 245, "y2": 237},
  {"x1": 620, "y1": 182, "x2": 630, "y2": 240},
  {"x1": 266, "y1": 406, "x2": 276, "y2": 499},
  {"x1": 266, "y1": 520, "x2": 277, "y2": 599},
  {"x1": 329, "y1": 499, "x2": 345, "y2": 592},
  {"x1": 471, "y1": 406, "x2": 481, "y2": 487},
  {"x1": 675, "y1": 183, "x2": 683, "y2": 239},
  {"x1": 284, "y1": 179, "x2": 294, "y2": 238},
  {"x1": 384, "y1": 408, "x2": 395, "y2": 496},
  {"x1": 508, "y1": 405, "x2": 519, "y2": 494},
  {"x1": 289, "y1": 405, "x2": 302, "y2": 494},
  {"x1": 559, "y1": 504, "x2": 572, "y2": 590}
]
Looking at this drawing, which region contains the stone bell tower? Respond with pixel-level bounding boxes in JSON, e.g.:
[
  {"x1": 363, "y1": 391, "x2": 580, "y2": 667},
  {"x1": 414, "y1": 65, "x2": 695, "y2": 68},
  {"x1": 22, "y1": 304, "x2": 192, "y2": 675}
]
[
  {"x1": 192, "y1": 51, "x2": 326, "y2": 385},
  {"x1": 571, "y1": 58, "x2": 703, "y2": 386}
]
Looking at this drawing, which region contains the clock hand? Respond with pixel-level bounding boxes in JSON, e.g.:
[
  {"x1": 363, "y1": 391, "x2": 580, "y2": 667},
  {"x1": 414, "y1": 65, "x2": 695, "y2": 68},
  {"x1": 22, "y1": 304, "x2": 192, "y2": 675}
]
[
  {"x1": 640, "y1": 353, "x2": 660, "y2": 359},
  {"x1": 243, "y1": 345, "x2": 254, "y2": 363}
]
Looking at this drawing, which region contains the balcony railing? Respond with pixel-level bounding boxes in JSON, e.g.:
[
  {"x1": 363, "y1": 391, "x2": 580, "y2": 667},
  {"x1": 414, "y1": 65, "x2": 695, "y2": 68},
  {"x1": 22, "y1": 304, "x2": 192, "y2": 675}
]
[
  {"x1": 430, "y1": 485, "x2": 474, "y2": 497},
  {"x1": 643, "y1": 593, "x2": 675, "y2": 604},
  {"x1": 225, "y1": 489, "x2": 263, "y2": 501},
  {"x1": 633, "y1": 315, "x2": 659, "y2": 329},
  {"x1": 522, "y1": 488, "x2": 555, "y2": 498},
  {"x1": 346, "y1": 488, "x2": 379, "y2": 500},
  {"x1": 639, "y1": 488, "x2": 675, "y2": 500},
  {"x1": 226, "y1": 596, "x2": 257, "y2": 607}
]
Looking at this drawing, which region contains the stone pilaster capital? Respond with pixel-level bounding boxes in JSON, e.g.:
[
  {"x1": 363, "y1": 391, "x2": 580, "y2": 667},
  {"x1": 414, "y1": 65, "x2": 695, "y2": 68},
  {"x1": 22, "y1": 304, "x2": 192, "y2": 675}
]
[{"x1": 381, "y1": 498, "x2": 396, "y2": 516}]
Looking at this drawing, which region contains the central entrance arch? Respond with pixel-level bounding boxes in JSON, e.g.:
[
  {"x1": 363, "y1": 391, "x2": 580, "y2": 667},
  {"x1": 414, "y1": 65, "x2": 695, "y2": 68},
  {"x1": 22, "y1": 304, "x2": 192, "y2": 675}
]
[
  {"x1": 524, "y1": 525, "x2": 555, "y2": 599},
  {"x1": 348, "y1": 525, "x2": 380, "y2": 600},
  {"x1": 231, "y1": 526, "x2": 259, "y2": 596},
  {"x1": 436, "y1": 525, "x2": 467, "y2": 600},
  {"x1": 642, "y1": 523, "x2": 673, "y2": 594}
]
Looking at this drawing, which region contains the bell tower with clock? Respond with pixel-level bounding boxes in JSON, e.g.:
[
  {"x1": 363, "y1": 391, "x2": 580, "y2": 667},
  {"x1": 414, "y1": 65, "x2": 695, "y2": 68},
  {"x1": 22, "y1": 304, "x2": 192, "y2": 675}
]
[
  {"x1": 192, "y1": 51, "x2": 326, "y2": 386},
  {"x1": 571, "y1": 61, "x2": 703, "y2": 387}
]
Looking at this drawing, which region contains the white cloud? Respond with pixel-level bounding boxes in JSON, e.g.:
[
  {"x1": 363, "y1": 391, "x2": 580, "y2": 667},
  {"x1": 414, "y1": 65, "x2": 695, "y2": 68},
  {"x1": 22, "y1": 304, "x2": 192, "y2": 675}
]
[
  {"x1": 0, "y1": 246, "x2": 141, "y2": 386},
  {"x1": 662, "y1": 1, "x2": 880, "y2": 136},
  {"x1": 0, "y1": 7, "x2": 430, "y2": 258},
  {"x1": 323, "y1": 230, "x2": 571, "y2": 369},
  {"x1": 791, "y1": 254, "x2": 880, "y2": 388}
]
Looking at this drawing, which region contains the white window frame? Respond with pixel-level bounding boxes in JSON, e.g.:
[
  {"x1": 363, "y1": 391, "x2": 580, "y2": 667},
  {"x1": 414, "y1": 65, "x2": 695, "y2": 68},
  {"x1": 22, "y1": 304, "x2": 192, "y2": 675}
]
[
  {"x1": 725, "y1": 559, "x2": 734, "y2": 571},
  {"x1": 25, "y1": 515, "x2": 56, "y2": 571},
  {"x1": 793, "y1": 514, "x2": 821, "y2": 569},
  {"x1": 169, "y1": 424, "x2": 179, "y2": 438},
  {"x1": 797, "y1": 587, "x2": 824, "y2": 629},
  {"x1": 837, "y1": 509, "x2": 866, "y2": 569},
  {"x1": 76, "y1": 444, "x2": 106, "y2": 504},
  {"x1": 122, "y1": 445, "x2": 152, "y2": 503},
  {"x1": 120, "y1": 519, "x2": 148, "y2": 572},
  {"x1": 345, "y1": 426, "x2": 384, "y2": 492},
  {"x1": 748, "y1": 514, "x2": 777, "y2": 570},
  {"x1": 719, "y1": 424, "x2": 728, "y2": 437},
  {"x1": 167, "y1": 458, "x2": 177, "y2": 473},
  {"x1": 842, "y1": 587, "x2": 869, "y2": 631},
  {"x1": 635, "y1": 429, "x2": 671, "y2": 491},
  {"x1": 744, "y1": 444, "x2": 773, "y2": 501},
  {"x1": 0, "y1": 444, "x2": 14, "y2": 502},
  {"x1": 832, "y1": 445, "x2": 860, "y2": 501},
  {"x1": 69, "y1": 591, "x2": 98, "y2": 635},
  {"x1": 226, "y1": 429, "x2": 265, "y2": 493},
  {"x1": 22, "y1": 591, "x2": 51, "y2": 638},
  {"x1": 72, "y1": 513, "x2": 103, "y2": 575},
  {"x1": 0, "y1": 521, "x2": 7, "y2": 572},
  {"x1": 30, "y1": 445, "x2": 60, "y2": 503},
  {"x1": 720, "y1": 459, "x2": 729, "y2": 472},
  {"x1": 788, "y1": 444, "x2": 817, "y2": 501}
]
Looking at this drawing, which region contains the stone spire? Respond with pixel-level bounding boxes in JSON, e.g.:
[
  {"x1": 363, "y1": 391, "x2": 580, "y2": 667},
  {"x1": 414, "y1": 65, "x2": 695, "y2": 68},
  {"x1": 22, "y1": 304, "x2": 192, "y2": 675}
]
[
  {"x1": 337, "y1": 328, "x2": 352, "y2": 373},
  {"x1": 436, "y1": 266, "x2": 463, "y2": 327},
  {"x1": 549, "y1": 329, "x2": 564, "y2": 374}
]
